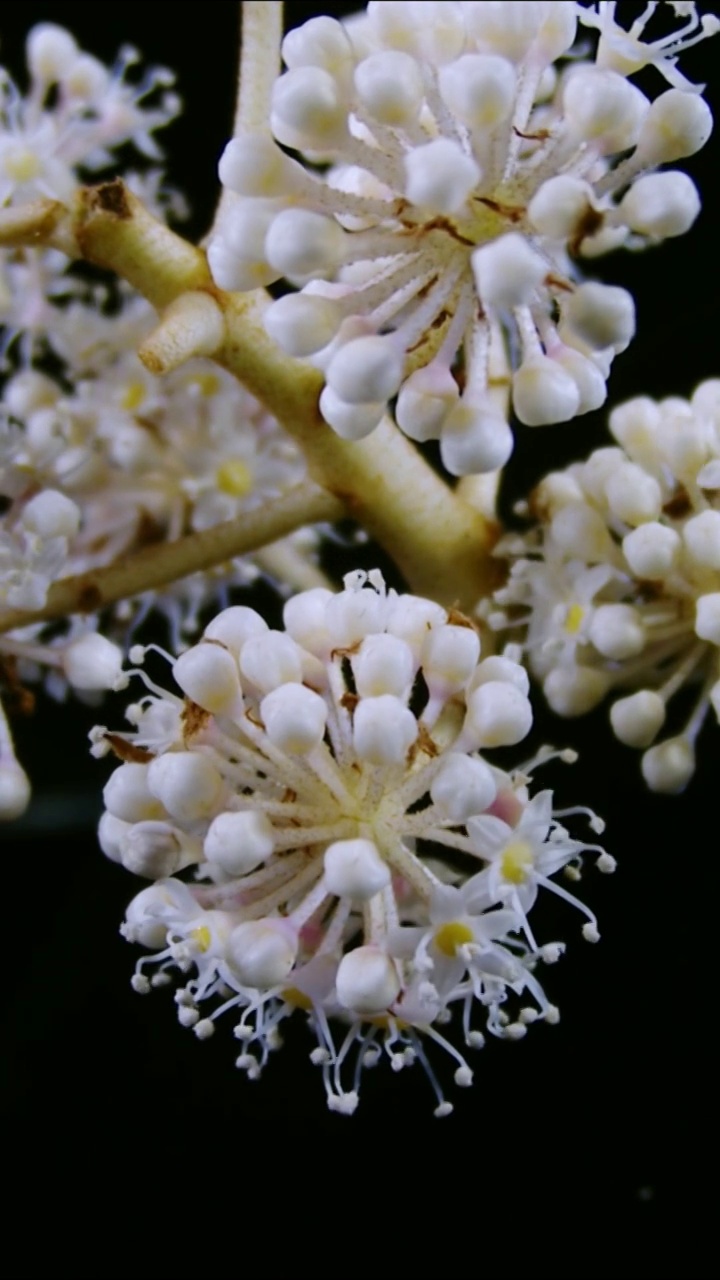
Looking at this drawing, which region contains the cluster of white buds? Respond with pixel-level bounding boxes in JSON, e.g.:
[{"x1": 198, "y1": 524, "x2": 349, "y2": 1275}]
[
  {"x1": 0, "y1": 22, "x2": 179, "y2": 208},
  {"x1": 210, "y1": 1, "x2": 716, "y2": 472},
  {"x1": 490, "y1": 380, "x2": 720, "y2": 792},
  {"x1": 97, "y1": 570, "x2": 611, "y2": 1115}
]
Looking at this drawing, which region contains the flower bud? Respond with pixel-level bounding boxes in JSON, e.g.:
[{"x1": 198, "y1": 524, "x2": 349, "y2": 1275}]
[
  {"x1": 122, "y1": 820, "x2": 196, "y2": 879},
  {"x1": 464, "y1": 681, "x2": 533, "y2": 747},
  {"x1": 270, "y1": 66, "x2": 348, "y2": 151},
  {"x1": 527, "y1": 176, "x2": 594, "y2": 239},
  {"x1": 440, "y1": 400, "x2": 514, "y2": 474},
  {"x1": 396, "y1": 364, "x2": 459, "y2": 442},
  {"x1": 147, "y1": 752, "x2": 224, "y2": 823},
  {"x1": 512, "y1": 355, "x2": 581, "y2": 426},
  {"x1": 319, "y1": 387, "x2": 385, "y2": 439},
  {"x1": 353, "y1": 634, "x2": 416, "y2": 699},
  {"x1": 610, "y1": 691, "x2": 665, "y2": 748},
  {"x1": 260, "y1": 683, "x2": 328, "y2": 753},
  {"x1": 473, "y1": 233, "x2": 546, "y2": 311},
  {"x1": 562, "y1": 283, "x2": 635, "y2": 353},
  {"x1": 204, "y1": 810, "x2": 275, "y2": 876},
  {"x1": 240, "y1": 631, "x2": 304, "y2": 692},
  {"x1": 20, "y1": 489, "x2": 80, "y2": 538},
  {"x1": 622, "y1": 523, "x2": 680, "y2": 578},
  {"x1": 336, "y1": 945, "x2": 400, "y2": 1014},
  {"x1": 543, "y1": 666, "x2": 611, "y2": 716},
  {"x1": 430, "y1": 753, "x2": 497, "y2": 820},
  {"x1": 620, "y1": 171, "x2": 700, "y2": 240},
  {"x1": 438, "y1": 53, "x2": 515, "y2": 128},
  {"x1": 265, "y1": 208, "x2": 346, "y2": 278},
  {"x1": 355, "y1": 50, "x2": 424, "y2": 125},
  {"x1": 229, "y1": 918, "x2": 298, "y2": 988},
  {"x1": 173, "y1": 643, "x2": 242, "y2": 717},
  {"x1": 324, "y1": 838, "x2": 390, "y2": 900},
  {"x1": 0, "y1": 756, "x2": 31, "y2": 821},
  {"x1": 219, "y1": 134, "x2": 301, "y2": 197},
  {"x1": 62, "y1": 634, "x2": 125, "y2": 691},
  {"x1": 104, "y1": 762, "x2": 164, "y2": 823},
  {"x1": 353, "y1": 695, "x2": 418, "y2": 764},
  {"x1": 636, "y1": 89, "x2": 713, "y2": 165},
  {"x1": 683, "y1": 510, "x2": 720, "y2": 570},
  {"x1": 264, "y1": 293, "x2": 341, "y2": 356},
  {"x1": 326, "y1": 335, "x2": 404, "y2": 405},
  {"x1": 405, "y1": 137, "x2": 480, "y2": 215},
  {"x1": 641, "y1": 737, "x2": 694, "y2": 794},
  {"x1": 588, "y1": 603, "x2": 645, "y2": 660},
  {"x1": 203, "y1": 606, "x2": 267, "y2": 655},
  {"x1": 422, "y1": 624, "x2": 481, "y2": 695},
  {"x1": 695, "y1": 593, "x2": 720, "y2": 645}
]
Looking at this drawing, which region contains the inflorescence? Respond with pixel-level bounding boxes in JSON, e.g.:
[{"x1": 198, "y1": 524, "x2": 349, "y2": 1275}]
[
  {"x1": 211, "y1": 1, "x2": 716, "y2": 471},
  {"x1": 96, "y1": 570, "x2": 612, "y2": 1115},
  {"x1": 490, "y1": 381, "x2": 720, "y2": 792}
]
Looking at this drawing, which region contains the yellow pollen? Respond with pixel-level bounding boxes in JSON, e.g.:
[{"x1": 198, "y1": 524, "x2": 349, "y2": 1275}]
[
  {"x1": 120, "y1": 381, "x2": 147, "y2": 411},
  {"x1": 500, "y1": 841, "x2": 534, "y2": 885},
  {"x1": 216, "y1": 459, "x2": 253, "y2": 497},
  {"x1": 565, "y1": 603, "x2": 585, "y2": 635},
  {"x1": 282, "y1": 986, "x2": 313, "y2": 1011},
  {"x1": 188, "y1": 372, "x2": 221, "y2": 397},
  {"x1": 191, "y1": 925, "x2": 212, "y2": 953},
  {"x1": 434, "y1": 921, "x2": 474, "y2": 957},
  {"x1": 4, "y1": 148, "x2": 41, "y2": 183}
]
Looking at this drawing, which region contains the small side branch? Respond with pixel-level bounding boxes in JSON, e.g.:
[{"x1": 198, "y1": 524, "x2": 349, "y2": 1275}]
[{"x1": 0, "y1": 484, "x2": 341, "y2": 634}]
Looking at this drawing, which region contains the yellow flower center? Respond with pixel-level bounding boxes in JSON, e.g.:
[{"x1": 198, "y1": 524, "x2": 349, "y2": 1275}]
[
  {"x1": 120, "y1": 380, "x2": 147, "y2": 411},
  {"x1": 188, "y1": 372, "x2": 221, "y2": 397},
  {"x1": 216, "y1": 459, "x2": 253, "y2": 497},
  {"x1": 434, "y1": 920, "x2": 474, "y2": 957},
  {"x1": 191, "y1": 925, "x2": 212, "y2": 953},
  {"x1": 565, "y1": 603, "x2": 585, "y2": 635},
  {"x1": 500, "y1": 840, "x2": 534, "y2": 885},
  {"x1": 4, "y1": 147, "x2": 41, "y2": 183}
]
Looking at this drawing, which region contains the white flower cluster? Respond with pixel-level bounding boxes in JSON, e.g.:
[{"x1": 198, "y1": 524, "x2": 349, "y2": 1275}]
[
  {"x1": 0, "y1": 309, "x2": 305, "y2": 558},
  {"x1": 491, "y1": 380, "x2": 720, "y2": 792},
  {"x1": 97, "y1": 570, "x2": 611, "y2": 1115},
  {"x1": 211, "y1": 1, "x2": 716, "y2": 472},
  {"x1": 0, "y1": 22, "x2": 179, "y2": 208},
  {"x1": 0, "y1": 295, "x2": 311, "y2": 689}
]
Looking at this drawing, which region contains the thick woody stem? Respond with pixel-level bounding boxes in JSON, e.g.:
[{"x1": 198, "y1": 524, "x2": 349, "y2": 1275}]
[
  {"x1": 0, "y1": 484, "x2": 341, "y2": 635},
  {"x1": 1, "y1": 181, "x2": 495, "y2": 608}
]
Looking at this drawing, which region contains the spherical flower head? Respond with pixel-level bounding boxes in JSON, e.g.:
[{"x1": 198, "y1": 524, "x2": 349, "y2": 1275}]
[
  {"x1": 101, "y1": 570, "x2": 609, "y2": 1114},
  {"x1": 212, "y1": 3, "x2": 715, "y2": 472},
  {"x1": 491, "y1": 378, "x2": 720, "y2": 791}
]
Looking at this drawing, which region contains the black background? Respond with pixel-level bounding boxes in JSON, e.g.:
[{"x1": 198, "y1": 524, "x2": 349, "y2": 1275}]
[{"x1": 2, "y1": 5, "x2": 718, "y2": 1278}]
